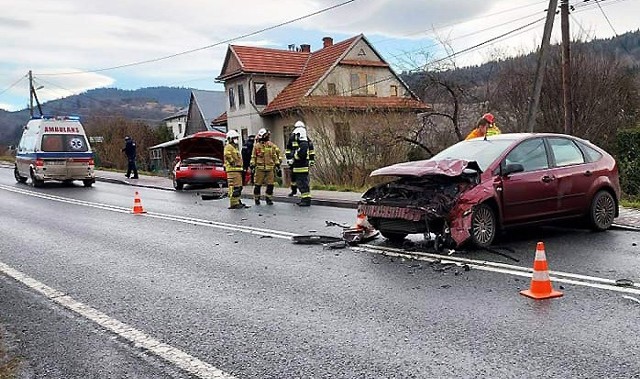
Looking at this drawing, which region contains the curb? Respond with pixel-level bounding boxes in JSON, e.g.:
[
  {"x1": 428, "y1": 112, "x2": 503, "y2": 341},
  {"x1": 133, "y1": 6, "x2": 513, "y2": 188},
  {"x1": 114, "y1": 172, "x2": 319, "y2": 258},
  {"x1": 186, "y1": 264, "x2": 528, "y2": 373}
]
[{"x1": 95, "y1": 176, "x2": 359, "y2": 209}]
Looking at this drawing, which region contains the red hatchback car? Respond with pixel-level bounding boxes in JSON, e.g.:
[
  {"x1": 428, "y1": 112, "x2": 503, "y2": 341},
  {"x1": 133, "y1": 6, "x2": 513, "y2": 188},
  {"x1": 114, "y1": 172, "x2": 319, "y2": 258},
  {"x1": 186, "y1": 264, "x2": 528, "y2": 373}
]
[
  {"x1": 172, "y1": 131, "x2": 228, "y2": 190},
  {"x1": 359, "y1": 133, "x2": 620, "y2": 248}
]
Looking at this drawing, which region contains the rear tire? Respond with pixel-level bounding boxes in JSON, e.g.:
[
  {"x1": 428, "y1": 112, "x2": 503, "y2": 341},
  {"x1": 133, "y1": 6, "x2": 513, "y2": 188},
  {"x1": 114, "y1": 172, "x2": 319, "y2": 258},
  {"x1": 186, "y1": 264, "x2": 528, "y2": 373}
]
[
  {"x1": 14, "y1": 166, "x2": 27, "y2": 183},
  {"x1": 470, "y1": 203, "x2": 496, "y2": 248},
  {"x1": 30, "y1": 169, "x2": 44, "y2": 188},
  {"x1": 588, "y1": 190, "x2": 615, "y2": 231},
  {"x1": 173, "y1": 179, "x2": 184, "y2": 191},
  {"x1": 380, "y1": 231, "x2": 408, "y2": 243},
  {"x1": 83, "y1": 179, "x2": 94, "y2": 187}
]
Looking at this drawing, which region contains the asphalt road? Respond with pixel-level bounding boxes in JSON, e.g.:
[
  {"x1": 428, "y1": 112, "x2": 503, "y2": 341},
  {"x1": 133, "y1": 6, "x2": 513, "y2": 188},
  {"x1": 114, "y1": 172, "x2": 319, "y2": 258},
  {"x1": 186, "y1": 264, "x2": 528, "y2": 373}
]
[{"x1": 0, "y1": 169, "x2": 639, "y2": 378}]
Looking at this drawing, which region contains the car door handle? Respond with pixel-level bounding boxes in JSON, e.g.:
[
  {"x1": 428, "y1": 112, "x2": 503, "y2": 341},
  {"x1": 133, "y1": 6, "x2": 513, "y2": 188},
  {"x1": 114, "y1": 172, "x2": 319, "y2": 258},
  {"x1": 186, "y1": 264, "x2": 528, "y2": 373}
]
[
  {"x1": 541, "y1": 175, "x2": 555, "y2": 183},
  {"x1": 584, "y1": 170, "x2": 592, "y2": 177}
]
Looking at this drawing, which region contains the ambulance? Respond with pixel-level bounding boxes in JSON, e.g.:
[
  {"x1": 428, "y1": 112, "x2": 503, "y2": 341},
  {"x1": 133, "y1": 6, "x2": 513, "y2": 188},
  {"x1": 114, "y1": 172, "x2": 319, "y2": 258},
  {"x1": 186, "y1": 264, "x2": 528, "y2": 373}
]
[{"x1": 14, "y1": 115, "x2": 95, "y2": 187}]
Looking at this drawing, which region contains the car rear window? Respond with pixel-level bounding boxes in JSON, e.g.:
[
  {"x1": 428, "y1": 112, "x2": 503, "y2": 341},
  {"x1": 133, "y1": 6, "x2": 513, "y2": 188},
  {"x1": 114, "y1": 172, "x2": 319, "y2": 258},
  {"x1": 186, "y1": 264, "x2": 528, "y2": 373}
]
[
  {"x1": 42, "y1": 134, "x2": 89, "y2": 152},
  {"x1": 548, "y1": 138, "x2": 585, "y2": 167}
]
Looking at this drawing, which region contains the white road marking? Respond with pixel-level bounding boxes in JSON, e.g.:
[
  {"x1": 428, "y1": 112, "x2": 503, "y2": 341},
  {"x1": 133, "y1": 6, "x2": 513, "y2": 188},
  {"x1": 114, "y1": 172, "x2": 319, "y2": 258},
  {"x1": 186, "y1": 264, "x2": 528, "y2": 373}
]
[
  {"x1": 2, "y1": 183, "x2": 639, "y2": 294},
  {"x1": 352, "y1": 245, "x2": 640, "y2": 296},
  {"x1": 0, "y1": 261, "x2": 237, "y2": 379},
  {"x1": 2, "y1": 182, "x2": 640, "y2": 376}
]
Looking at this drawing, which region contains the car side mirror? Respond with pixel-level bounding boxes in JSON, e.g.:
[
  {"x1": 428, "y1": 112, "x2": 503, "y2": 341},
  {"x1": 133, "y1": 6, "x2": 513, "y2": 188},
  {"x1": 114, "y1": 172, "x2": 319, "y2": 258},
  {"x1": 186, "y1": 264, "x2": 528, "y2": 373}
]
[{"x1": 503, "y1": 163, "x2": 524, "y2": 176}]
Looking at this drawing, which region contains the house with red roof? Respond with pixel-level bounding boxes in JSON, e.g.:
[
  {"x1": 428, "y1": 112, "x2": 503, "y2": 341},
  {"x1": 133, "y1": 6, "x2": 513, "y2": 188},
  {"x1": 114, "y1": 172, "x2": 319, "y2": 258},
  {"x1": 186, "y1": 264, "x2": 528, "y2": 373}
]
[{"x1": 213, "y1": 34, "x2": 430, "y2": 158}]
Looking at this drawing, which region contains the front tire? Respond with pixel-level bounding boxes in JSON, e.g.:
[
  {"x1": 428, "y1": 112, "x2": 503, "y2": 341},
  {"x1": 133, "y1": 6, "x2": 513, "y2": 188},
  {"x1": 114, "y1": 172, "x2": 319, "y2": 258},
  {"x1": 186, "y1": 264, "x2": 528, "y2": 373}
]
[
  {"x1": 589, "y1": 190, "x2": 615, "y2": 231},
  {"x1": 470, "y1": 203, "x2": 496, "y2": 248}
]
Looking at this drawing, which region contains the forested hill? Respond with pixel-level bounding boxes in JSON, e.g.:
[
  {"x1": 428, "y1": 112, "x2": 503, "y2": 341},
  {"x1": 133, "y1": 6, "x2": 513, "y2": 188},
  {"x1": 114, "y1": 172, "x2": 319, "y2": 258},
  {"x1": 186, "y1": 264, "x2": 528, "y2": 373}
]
[
  {"x1": 402, "y1": 29, "x2": 640, "y2": 96},
  {"x1": 0, "y1": 86, "x2": 195, "y2": 146}
]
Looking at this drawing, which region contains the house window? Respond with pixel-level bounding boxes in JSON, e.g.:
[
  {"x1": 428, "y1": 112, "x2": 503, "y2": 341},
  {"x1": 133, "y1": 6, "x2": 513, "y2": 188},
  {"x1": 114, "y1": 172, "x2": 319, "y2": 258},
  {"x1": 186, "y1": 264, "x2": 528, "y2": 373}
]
[
  {"x1": 228, "y1": 87, "x2": 235, "y2": 109},
  {"x1": 390, "y1": 85, "x2": 398, "y2": 97},
  {"x1": 238, "y1": 84, "x2": 245, "y2": 107},
  {"x1": 241, "y1": 128, "x2": 248, "y2": 141},
  {"x1": 350, "y1": 73, "x2": 375, "y2": 96},
  {"x1": 328, "y1": 83, "x2": 337, "y2": 95},
  {"x1": 178, "y1": 123, "x2": 182, "y2": 134},
  {"x1": 334, "y1": 122, "x2": 351, "y2": 147},
  {"x1": 254, "y1": 82, "x2": 268, "y2": 105}
]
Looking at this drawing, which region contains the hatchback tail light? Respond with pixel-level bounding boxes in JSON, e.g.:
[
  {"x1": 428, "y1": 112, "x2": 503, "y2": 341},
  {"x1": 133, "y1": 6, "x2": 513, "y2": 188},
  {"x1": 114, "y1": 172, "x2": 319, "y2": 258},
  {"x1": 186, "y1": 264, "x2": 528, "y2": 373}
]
[{"x1": 35, "y1": 159, "x2": 44, "y2": 167}]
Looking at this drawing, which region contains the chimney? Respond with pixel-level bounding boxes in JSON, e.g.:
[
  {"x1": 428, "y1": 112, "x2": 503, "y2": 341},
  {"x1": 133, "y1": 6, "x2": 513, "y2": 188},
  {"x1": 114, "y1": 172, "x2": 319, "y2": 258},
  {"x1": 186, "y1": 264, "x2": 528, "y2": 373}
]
[
  {"x1": 300, "y1": 44, "x2": 311, "y2": 53},
  {"x1": 322, "y1": 37, "x2": 333, "y2": 48}
]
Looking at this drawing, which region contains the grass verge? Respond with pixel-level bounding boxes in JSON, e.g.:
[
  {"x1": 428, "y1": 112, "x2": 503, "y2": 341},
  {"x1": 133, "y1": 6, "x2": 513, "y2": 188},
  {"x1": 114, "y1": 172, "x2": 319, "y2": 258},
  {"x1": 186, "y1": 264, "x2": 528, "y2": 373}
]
[{"x1": 0, "y1": 332, "x2": 19, "y2": 379}]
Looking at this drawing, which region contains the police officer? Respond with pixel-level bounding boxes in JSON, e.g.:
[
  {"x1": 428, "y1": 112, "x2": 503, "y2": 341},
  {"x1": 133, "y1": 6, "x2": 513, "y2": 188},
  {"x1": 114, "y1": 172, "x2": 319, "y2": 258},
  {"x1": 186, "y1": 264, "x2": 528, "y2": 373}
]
[
  {"x1": 122, "y1": 136, "x2": 139, "y2": 179},
  {"x1": 250, "y1": 128, "x2": 281, "y2": 205},
  {"x1": 291, "y1": 125, "x2": 313, "y2": 206},
  {"x1": 224, "y1": 130, "x2": 248, "y2": 209}
]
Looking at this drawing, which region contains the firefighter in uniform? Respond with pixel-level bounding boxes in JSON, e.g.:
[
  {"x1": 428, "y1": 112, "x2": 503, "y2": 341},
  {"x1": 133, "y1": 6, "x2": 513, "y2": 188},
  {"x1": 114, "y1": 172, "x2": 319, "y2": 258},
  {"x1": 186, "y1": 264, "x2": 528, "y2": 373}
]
[
  {"x1": 250, "y1": 128, "x2": 281, "y2": 205},
  {"x1": 224, "y1": 130, "x2": 248, "y2": 209},
  {"x1": 286, "y1": 120, "x2": 315, "y2": 196},
  {"x1": 291, "y1": 125, "x2": 313, "y2": 206}
]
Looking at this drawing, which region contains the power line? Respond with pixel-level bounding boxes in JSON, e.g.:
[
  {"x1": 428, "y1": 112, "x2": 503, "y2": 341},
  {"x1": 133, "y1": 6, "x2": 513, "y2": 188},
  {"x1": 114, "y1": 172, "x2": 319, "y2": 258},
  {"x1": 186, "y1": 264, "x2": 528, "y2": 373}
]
[
  {"x1": 0, "y1": 74, "x2": 27, "y2": 97},
  {"x1": 373, "y1": 0, "x2": 549, "y2": 45},
  {"x1": 35, "y1": 0, "x2": 358, "y2": 77},
  {"x1": 593, "y1": 0, "x2": 618, "y2": 35}
]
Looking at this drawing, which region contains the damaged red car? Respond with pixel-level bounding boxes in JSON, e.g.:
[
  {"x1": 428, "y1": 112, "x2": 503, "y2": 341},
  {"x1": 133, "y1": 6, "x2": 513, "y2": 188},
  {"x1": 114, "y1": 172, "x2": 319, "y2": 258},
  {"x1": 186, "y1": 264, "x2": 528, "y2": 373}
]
[
  {"x1": 172, "y1": 131, "x2": 228, "y2": 190},
  {"x1": 359, "y1": 133, "x2": 620, "y2": 248}
]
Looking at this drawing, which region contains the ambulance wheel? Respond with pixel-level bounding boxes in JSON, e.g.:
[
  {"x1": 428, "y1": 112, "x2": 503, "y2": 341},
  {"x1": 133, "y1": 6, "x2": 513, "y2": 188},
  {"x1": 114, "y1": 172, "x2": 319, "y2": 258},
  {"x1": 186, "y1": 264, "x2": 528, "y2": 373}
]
[
  {"x1": 14, "y1": 166, "x2": 27, "y2": 183},
  {"x1": 83, "y1": 179, "x2": 94, "y2": 187},
  {"x1": 30, "y1": 169, "x2": 44, "y2": 188}
]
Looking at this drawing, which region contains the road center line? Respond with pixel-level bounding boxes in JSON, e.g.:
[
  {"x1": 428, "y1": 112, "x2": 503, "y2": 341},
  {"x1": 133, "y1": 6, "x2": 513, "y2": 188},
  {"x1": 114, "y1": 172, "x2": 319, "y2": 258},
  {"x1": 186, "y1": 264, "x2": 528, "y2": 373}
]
[
  {"x1": 0, "y1": 261, "x2": 237, "y2": 379},
  {"x1": 2, "y1": 184, "x2": 638, "y2": 295}
]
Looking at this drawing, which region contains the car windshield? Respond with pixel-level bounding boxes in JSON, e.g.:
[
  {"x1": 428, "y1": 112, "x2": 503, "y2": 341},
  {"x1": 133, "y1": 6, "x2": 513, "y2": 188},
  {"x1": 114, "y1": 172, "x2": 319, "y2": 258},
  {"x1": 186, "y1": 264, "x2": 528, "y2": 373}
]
[{"x1": 431, "y1": 139, "x2": 515, "y2": 171}]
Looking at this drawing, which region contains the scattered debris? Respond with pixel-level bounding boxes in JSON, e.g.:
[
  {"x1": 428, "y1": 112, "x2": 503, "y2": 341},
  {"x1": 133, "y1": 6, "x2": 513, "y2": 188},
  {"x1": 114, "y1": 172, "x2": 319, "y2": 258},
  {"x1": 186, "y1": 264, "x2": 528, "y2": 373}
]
[
  {"x1": 292, "y1": 235, "x2": 343, "y2": 244},
  {"x1": 308, "y1": 230, "x2": 317, "y2": 233},
  {"x1": 622, "y1": 295, "x2": 640, "y2": 305},
  {"x1": 323, "y1": 241, "x2": 348, "y2": 250},
  {"x1": 325, "y1": 220, "x2": 351, "y2": 228},
  {"x1": 615, "y1": 278, "x2": 635, "y2": 287},
  {"x1": 200, "y1": 191, "x2": 227, "y2": 200},
  {"x1": 259, "y1": 235, "x2": 272, "y2": 239},
  {"x1": 481, "y1": 246, "x2": 519, "y2": 262}
]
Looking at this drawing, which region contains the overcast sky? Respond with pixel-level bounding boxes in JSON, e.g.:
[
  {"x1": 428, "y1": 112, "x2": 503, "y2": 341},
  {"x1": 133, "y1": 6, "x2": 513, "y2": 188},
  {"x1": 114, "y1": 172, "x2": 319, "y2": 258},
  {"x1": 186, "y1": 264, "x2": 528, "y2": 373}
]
[{"x1": 0, "y1": 0, "x2": 636, "y2": 111}]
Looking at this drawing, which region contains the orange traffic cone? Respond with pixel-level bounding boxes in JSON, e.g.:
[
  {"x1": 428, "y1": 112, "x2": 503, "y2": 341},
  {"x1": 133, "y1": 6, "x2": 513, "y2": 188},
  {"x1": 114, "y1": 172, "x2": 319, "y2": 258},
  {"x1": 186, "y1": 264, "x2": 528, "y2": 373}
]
[
  {"x1": 520, "y1": 242, "x2": 563, "y2": 300},
  {"x1": 131, "y1": 191, "x2": 147, "y2": 214},
  {"x1": 354, "y1": 211, "x2": 374, "y2": 232}
]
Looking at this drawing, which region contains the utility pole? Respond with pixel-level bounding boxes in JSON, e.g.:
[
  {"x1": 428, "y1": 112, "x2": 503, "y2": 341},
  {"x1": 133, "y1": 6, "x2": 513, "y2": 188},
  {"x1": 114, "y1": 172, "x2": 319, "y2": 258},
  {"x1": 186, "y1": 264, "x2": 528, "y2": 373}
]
[
  {"x1": 561, "y1": 0, "x2": 573, "y2": 135},
  {"x1": 28, "y1": 69, "x2": 43, "y2": 117},
  {"x1": 29, "y1": 70, "x2": 33, "y2": 118},
  {"x1": 526, "y1": 0, "x2": 558, "y2": 132}
]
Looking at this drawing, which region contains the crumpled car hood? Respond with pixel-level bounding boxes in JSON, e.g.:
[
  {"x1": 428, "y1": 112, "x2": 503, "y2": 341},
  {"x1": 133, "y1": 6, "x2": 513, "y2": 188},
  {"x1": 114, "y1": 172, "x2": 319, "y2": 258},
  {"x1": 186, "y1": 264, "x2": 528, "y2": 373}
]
[{"x1": 370, "y1": 159, "x2": 482, "y2": 177}]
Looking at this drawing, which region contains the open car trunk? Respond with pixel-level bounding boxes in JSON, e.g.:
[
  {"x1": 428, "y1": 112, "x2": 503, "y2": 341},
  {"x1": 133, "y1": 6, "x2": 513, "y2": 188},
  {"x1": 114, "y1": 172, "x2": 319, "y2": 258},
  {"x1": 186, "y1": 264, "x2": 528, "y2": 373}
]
[{"x1": 178, "y1": 133, "x2": 225, "y2": 161}]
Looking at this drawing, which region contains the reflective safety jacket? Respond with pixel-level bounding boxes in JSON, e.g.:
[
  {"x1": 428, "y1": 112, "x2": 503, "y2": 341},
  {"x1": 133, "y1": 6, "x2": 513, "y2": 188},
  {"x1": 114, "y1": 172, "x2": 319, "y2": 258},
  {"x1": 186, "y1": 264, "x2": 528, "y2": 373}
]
[
  {"x1": 224, "y1": 143, "x2": 243, "y2": 172},
  {"x1": 465, "y1": 124, "x2": 501, "y2": 140},
  {"x1": 292, "y1": 139, "x2": 315, "y2": 174},
  {"x1": 251, "y1": 141, "x2": 281, "y2": 170}
]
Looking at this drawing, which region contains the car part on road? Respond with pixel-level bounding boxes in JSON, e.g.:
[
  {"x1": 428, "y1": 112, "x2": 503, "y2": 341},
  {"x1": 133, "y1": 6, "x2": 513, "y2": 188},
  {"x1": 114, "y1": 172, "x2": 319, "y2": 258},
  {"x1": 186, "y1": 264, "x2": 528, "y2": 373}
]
[
  {"x1": 622, "y1": 295, "x2": 640, "y2": 304},
  {"x1": 615, "y1": 278, "x2": 635, "y2": 287},
  {"x1": 199, "y1": 190, "x2": 227, "y2": 200},
  {"x1": 292, "y1": 235, "x2": 344, "y2": 244}
]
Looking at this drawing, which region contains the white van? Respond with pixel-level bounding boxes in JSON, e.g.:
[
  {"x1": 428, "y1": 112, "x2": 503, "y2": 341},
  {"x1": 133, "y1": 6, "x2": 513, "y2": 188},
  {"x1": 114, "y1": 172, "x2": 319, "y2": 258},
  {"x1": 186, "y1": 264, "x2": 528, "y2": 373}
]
[{"x1": 14, "y1": 116, "x2": 95, "y2": 187}]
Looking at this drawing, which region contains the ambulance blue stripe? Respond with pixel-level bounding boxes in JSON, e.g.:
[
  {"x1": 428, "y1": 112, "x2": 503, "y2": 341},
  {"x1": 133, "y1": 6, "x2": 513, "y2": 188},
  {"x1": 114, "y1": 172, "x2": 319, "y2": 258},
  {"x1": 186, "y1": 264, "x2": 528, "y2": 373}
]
[{"x1": 16, "y1": 152, "x2": 94, "y2": 159}]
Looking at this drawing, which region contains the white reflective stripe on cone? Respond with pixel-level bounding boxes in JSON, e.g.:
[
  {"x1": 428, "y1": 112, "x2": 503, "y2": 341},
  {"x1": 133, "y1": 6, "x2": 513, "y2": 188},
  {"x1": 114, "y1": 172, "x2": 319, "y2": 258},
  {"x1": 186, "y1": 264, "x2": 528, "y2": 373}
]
[
  {"x1": 532, "y1": 270, "x2": 551, "y2": 281},
  {"x1": 534, "y1": 249, "x2": 547, "y2": 261}
]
